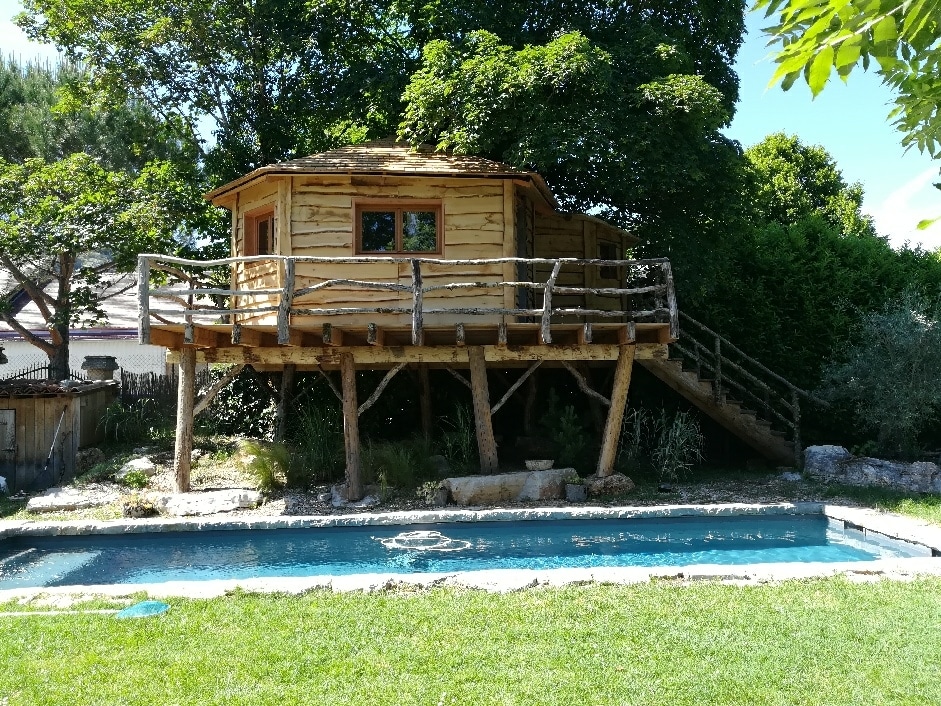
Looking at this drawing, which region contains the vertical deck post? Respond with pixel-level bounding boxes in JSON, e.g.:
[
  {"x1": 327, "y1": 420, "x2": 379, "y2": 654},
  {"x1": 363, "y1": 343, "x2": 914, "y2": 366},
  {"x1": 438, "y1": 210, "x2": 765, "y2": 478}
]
[
  {"x1": 411, "y1": 259, "x2": 424, "y2": 346},
  {"x1": 340, "y1": 352, "x2": 364, "y2": 501},
  {"x1": 541, "y1": 261, "x2": 562, "y2": 344},
  {"x1": 274, "y1": 363, "x2": 296, "y2": 442},
  {"x1": 468, "y1": 346, "x2": 499, "y2": 474},
  {"x1": 277, "y1": 257, "x2": 295, "y2": 345},
  {"x1": 596, "y1": 345, "x2": 636, "y2": 477},
  {"x1": 173, "y1": 345, "x2": 196, "y2": 492}
]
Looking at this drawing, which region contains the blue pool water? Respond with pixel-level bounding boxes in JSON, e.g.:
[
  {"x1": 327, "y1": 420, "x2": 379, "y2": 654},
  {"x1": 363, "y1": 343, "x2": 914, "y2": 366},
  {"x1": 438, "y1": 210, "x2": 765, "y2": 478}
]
[{"x1": 0, "y1": 515, "x2": 928, "y2": 589}]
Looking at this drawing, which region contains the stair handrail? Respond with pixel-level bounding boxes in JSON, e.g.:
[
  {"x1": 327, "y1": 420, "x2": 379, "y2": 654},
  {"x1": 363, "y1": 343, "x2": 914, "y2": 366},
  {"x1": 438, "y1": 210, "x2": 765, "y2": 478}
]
[{"x1": 676, "y1": 311, "x2": 828, "y2": 468}]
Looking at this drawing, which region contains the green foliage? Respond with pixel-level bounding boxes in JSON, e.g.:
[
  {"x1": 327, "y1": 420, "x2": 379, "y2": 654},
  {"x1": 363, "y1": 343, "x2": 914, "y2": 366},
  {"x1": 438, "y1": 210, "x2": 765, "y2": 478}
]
[
  {"x1": 617, "y1": 407, "x2": 653, "y2": 471},
  {"x1": 198, "y1": 366, "x2": 277, "y2": 439},
  {"x1": 234, "y1": 438, "x2": 290, "y2": 493},
  {"x1": 756, "y1": 0, "x2": 941, "y2": 156},
  {"x1": 119, "y1": 469, "x2": 149, "y2": 490},
  {"x1": 540, "y1": 391, "x2": 590, "y2": 471},
  {"x1": 437, "y1": 405, "x2": 477, "y2": 472},
  {"x1": 99, "y1": 400, "x2": 166, "y2": 444},
  {"x1": 286, "y1": 405, "x2": 344, "y2": 488},
  {"x1": 820, "y1": 291, "x2": 941, "y2": 459},
  {"x1": 651, "y1": 410, "x2": 704, "y2": 483},
  {"x1": 362, "y1": 437, "x2": 436, "y2": 495}
]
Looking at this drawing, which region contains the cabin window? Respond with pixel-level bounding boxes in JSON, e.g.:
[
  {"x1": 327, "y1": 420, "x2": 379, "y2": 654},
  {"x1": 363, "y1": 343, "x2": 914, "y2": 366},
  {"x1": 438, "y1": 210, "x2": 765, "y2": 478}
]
[
  {"x1": 599, "y1": 242, "x2": 620, "y2": 280},
  {"x1": 356, "y1": 202, "x2": 441, "y2": 254},
  {"x1": 245, "y1": 208, "x2": 276, "y2": 256}
]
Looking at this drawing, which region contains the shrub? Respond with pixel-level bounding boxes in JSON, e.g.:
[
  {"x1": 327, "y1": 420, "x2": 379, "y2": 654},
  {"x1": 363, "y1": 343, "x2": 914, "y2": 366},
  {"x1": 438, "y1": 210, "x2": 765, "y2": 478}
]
[
  {"x1": 820, "y1": 291, "x2": 941, "y2": 459},
  {"x1": 540, "y1": 392, "x2": 589, "y2": 471},
  {"x1": 363, "y1": 437, "x2": 436, "y2": 496},
  {"x1": 617, "y1": 407, "x2": 652, "y2": 470},
  {"x1": 120, "y1": 469, "x2": 150, "y2": 490},
  {"x1": 437, "y1": 405, "x2": 477, "y2": 472},
  {"x1": 287, "y1": 404, "x2": 344, "y2": 488},
  {"x1": 198, "y1": 366, "x2": 277, "y2": 439},
  {"x1": 99, "y1": 399, "x2": 166, "y2": 443},
  {"x1": 651, "y1": 410, "x2": 704, "y2": 483},
  {"x1": 234, "y1": 439, "x2": 290, "y2": 493}
]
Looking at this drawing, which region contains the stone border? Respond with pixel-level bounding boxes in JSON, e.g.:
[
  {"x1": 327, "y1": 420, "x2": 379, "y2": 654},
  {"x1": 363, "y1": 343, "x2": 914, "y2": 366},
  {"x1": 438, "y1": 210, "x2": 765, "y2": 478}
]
[{"x1": 1, "y1": 503, "x2": 940, "y2": 599}]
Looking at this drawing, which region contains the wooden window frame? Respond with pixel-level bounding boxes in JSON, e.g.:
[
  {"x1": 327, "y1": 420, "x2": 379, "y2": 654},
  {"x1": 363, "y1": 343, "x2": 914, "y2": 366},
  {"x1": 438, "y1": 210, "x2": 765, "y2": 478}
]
[
  {"x1": 354, "y1": 200, "x2": 443, "y2": 255},
  {"x1": 244, "y1": 205, "x2": 276, "y2": 257}
]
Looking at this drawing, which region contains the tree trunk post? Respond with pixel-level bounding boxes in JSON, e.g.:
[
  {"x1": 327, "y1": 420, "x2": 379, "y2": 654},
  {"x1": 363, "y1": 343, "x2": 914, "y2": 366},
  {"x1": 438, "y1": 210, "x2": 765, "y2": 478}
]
[
  {"x1": 340, "y1": 352, "x2": 364, "y2": 501},
  {"x1": 273, "y1": 363, "x2": 296, "y2": 442},
  {"x1": 173, "y1": 346, "x2": 197, "y2": 492},
  {"x1": 418, "y1": 364, "x2": 433, "y2": 440},
  {"x1": 596, "y1": 345, "x2": 636, "y2": 477},
  {"x1": 468, "y1": 346, "x2": 499, "y2": 474}
]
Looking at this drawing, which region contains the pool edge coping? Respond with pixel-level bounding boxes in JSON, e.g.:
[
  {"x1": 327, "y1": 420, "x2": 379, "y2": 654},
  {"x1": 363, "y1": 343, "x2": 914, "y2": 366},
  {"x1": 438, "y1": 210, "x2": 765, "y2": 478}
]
[{"x1": 2, "y1": 502, "x2": 941, "y2": 600}]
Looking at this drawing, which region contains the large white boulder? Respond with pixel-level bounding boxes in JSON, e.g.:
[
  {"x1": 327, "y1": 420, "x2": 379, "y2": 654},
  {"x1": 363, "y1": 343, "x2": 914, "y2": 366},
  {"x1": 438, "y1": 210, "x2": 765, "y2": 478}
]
[
  {"x1": 148, "y1": 489, "x2": 263, "y2": 516},
  {"x1": 444, "y1": 468, "x2": 568, "y2": 506},
  {"x1": 804, "y1": 445, "x2": 941, "y2": 494},
  {"x1": 27, "y1": 486, "x2": 119, "y2": 513},
  {"x1": 115, "y1": 457, "x2": 158, "y2": 480}
]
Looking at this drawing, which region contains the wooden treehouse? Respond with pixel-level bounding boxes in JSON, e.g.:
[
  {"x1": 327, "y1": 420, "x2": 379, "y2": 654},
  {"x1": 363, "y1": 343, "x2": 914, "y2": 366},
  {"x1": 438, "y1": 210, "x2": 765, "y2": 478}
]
[{"x1": 139, "y1": 141, "x2": 684, "y2": 498}]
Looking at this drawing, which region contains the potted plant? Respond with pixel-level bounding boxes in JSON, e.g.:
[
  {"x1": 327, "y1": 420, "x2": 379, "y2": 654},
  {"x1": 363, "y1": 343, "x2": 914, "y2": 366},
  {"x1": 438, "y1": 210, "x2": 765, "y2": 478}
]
[{"x1": 564, "y1": 472, "x2": 587, "y2": 502}]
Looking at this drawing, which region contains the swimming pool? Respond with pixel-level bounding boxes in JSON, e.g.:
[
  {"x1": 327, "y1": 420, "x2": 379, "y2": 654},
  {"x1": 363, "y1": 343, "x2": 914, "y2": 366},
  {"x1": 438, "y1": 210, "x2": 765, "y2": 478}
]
[{"x1": 0, "y1": 506, "x2": 934, "y2": 591}]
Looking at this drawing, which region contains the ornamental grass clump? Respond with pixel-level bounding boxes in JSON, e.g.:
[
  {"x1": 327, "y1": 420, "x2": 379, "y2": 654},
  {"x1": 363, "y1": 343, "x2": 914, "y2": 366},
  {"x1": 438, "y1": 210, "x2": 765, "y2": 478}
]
[{"x1": 234, "y1": 439, "x2": 290, "y2": 493}]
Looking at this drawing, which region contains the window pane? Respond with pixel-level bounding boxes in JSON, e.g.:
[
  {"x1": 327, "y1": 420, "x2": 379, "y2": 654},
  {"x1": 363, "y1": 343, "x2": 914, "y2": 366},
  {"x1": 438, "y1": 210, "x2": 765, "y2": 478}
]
[
  {"x1": 401, "y1": 211, "x2": 437, "y2": 252},
  {"x1": 257, "y1": 218, "x2": 271, "y2": 255},
  {"x1": 361, "y1": 211, "x2": 396, "y2": 252}
]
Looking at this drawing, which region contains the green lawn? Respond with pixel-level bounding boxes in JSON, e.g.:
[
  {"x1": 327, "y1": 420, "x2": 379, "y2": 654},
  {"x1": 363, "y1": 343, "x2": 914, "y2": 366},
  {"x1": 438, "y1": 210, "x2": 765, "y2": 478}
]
[{"x1": 2, "y1": 579, "x2": 940, "y2": 705}]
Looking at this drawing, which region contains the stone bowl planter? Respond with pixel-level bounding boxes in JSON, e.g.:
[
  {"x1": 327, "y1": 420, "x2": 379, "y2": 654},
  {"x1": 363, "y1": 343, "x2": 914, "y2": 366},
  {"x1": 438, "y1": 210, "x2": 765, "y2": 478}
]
[{"x1": 525, "y1": 459, "x2": 554, "y2": 471}]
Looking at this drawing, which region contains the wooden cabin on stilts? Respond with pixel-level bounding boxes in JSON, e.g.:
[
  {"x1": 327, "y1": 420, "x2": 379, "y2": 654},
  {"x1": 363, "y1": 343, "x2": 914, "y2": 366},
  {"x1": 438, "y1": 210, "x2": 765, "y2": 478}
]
[{"x1": 138, "y1": 141, "x2": 677, "y2": 498}]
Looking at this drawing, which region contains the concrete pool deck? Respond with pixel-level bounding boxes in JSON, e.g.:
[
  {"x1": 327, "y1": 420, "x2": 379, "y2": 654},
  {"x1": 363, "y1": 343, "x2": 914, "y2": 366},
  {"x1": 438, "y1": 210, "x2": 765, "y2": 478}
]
[{"x1": 2, "y1": 502, "x2": 941, "y2": 600}]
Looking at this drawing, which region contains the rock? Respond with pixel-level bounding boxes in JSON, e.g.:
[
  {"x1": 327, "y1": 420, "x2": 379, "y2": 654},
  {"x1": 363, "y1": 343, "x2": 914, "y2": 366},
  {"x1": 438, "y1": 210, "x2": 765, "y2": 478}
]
[
  {"x1": 0, "y1": 476, "x2": 7, "y2": 496},
  {"x1": 317, "y1": 492, "x2": 332, "y2": 503},
  {"x1": 433, "y1": 485, "x2": 450, "y2": 506},
  {"x1": 148, "y1": 488, "x2": 263, "y2": 516},
  {"x1": 565, "y1": 483, "x2": 588, "y2": 502},
  {"x1": 121, "y1": 495, "x2": 159, "y2": 518},
  {"x1": 780, "y1": 471, "x2": 803, "y2": 482},
  {"x1": 429, "y1": 455, "x2": 452, "y2": 477},
  {"x1": 75, "y1": 448, "x2": 105, "y2": 474},
  {"x1": 27, "y1": 486, "x2": 119, "y2": 513},
  {"x1": 330, "y1": 484, "x2": 380, "y2": 508},
  {"x1": 804, "y1": 445, "x2": 941, "y2": 494},
  {"x1": 444, "y1": 468, "x2": 568, "y2": 506},
  {"x1": 585, "y1": 473, "x2": 636, "y2": 498},
  {"x1": 132, "y1": 446, "x2": 154, "y2": 456},
  {"x1": 115, "y1": 457, "x2": 158, "y2": 480},
  {"x1": 803, "y1": 445, "x2": 852, "y2": 476}
]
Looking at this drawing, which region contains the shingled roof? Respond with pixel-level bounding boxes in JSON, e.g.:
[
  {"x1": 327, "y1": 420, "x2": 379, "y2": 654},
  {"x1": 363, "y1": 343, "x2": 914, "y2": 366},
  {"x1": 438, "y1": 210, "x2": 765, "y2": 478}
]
[{"x1": 205, "y1": 140, "x2": 557, "y2": 206}]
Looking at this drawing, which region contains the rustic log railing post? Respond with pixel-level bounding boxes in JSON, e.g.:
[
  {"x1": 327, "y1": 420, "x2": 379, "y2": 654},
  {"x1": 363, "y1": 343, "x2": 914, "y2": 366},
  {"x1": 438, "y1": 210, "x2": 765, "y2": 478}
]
[
  {"x1": 137, "y1": 256, "x2": 150, "y2": 344},
  {"x1": 596, "y1": 345, "x2": 636, "y2": 477},
  {"x1": 173, "y1": 345, "x2": 196, "y2": 492},
  {"x1": 277, "y1": 257, "x2": 295, "y2": 345},
  {"x1": 340, "y1": 352, "x2": 364, "y2": 501},
  {"x1": 664, "y1": 261, "x2": 678, "y2": 340},
  {"x1": 468, "y1": 346, "x2": 499, "y2": 474},
  {"x1": 411, "y1": 259, "x2": 424, "y2": 346},
  {"x1": 541, "y1": 260, "x2": 562, "y2": 344}
]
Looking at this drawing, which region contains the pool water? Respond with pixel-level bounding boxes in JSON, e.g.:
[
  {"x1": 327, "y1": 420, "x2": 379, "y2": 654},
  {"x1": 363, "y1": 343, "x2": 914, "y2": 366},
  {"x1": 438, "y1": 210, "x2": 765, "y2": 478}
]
[{"x1": 0, "y1": 515, "x2": 928, "y2": 589}]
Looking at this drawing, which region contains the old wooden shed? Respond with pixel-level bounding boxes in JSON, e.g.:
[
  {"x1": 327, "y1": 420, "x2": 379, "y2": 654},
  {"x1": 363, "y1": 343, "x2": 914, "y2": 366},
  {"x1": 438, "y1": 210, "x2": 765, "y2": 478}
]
[{"x1": 0, "y1": 379, "x2": 117, "y2": 492}]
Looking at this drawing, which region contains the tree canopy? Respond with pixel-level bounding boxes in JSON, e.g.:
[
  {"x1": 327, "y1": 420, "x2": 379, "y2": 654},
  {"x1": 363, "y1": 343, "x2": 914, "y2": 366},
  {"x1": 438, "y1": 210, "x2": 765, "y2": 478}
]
[
  {"x1": 0, "y1": 153, "x2": 188, "y2": 378},
  {"x1": 756, "y1": 0, "x2": 941, "y2": 157}
]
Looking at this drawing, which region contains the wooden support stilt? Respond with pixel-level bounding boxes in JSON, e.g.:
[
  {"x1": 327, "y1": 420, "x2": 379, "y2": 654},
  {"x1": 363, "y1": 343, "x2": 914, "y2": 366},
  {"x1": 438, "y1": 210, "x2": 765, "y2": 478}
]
[
  {"x1": 273, "y1": 363, "x2": 296, "y2": 441},
  {"x1": 418, "y1": 364, "x2": 433, "y2": 440},
  {"x1": 340, "y1": 352, "x2": 364, "y2": 501},
  {"x1": 468, "y1": 346, "x2": 499, "y2": 474},
  {"x1": 596, "y1": 345, "x2": 636, "y2": 477},
  {"x1": 173, "y1": 346, "x2": 196, "y2": 492}
]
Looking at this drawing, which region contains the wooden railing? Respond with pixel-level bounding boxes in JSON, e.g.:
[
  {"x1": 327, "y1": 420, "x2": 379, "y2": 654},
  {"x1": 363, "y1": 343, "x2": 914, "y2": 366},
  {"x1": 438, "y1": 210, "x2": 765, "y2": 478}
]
[
  {"x1": 137, "y1": 254, "x2": 678, "y2": 346},
  {"x1": 673, "y1": 312, "x2": 828, "y2": 467}
]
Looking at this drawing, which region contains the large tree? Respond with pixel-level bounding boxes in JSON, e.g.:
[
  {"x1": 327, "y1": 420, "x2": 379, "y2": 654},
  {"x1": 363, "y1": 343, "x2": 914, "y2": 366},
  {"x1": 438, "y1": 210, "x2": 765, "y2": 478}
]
[
  {"x1": 0, "y1": 153, "x2": 184, "y2": 379},
  {"x1": 755, "y1": 0, "x2": 941, "y2": 158}
]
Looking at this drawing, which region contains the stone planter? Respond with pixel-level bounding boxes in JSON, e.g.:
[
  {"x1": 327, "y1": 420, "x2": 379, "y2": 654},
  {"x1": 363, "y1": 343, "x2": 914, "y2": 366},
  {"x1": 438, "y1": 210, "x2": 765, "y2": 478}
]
[
  {"x1": 81, "y1": 355, "x2": 119, "y2": 381},
  {"x1": 565, "y1": 483, "x2": 588, "y2": 502}
]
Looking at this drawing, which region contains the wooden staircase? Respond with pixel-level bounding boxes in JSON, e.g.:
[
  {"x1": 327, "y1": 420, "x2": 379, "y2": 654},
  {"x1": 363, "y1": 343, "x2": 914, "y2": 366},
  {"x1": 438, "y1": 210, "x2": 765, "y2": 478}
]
[{"x1": 638, "y1": 312, "x2": 828, "y2": 468}]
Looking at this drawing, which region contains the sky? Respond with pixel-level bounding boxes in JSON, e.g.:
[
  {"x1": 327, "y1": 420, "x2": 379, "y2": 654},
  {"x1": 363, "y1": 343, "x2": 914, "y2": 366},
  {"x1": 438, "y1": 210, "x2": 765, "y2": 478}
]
[{"x1": 1, "y1": 3, "x2": 939, "y2": 252}]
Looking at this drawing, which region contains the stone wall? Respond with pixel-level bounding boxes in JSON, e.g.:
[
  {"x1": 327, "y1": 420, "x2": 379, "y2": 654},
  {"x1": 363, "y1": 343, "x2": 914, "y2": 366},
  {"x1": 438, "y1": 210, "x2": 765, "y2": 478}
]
[{"x1": 804, "y1": 445, "x2": 941, "y2": 494}]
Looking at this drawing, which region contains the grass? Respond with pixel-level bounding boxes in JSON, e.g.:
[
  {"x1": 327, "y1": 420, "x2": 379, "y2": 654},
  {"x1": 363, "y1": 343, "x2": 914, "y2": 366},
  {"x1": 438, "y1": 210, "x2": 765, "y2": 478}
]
[{"x1": 1, "y1": 579, "x2": 940, "y2": 705}]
